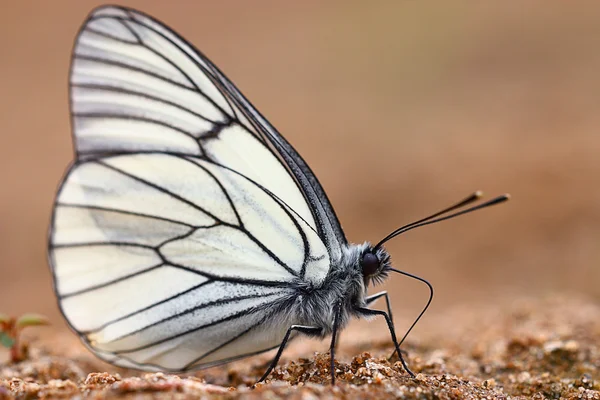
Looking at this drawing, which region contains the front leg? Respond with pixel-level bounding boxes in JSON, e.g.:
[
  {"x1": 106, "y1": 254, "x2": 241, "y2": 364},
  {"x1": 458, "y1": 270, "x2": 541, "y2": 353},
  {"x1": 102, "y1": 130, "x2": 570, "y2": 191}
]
[
  {"x1": 365, "y1": 291, "x2": 394, "y2": 323},
  {"x1": 354, "y1": 306, "x2": 415, "y2": 377},
  {"x1": 365, "y1": 291, "x2": 405, "y2": 359},
  {"x1": 365, "y1": 291, "x2": 396, "y2": 337}
]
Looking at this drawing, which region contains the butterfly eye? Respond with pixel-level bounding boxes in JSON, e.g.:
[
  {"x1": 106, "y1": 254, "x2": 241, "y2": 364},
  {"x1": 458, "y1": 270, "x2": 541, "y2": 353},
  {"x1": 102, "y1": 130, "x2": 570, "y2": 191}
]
[{"x1": 361, "y1": 252, "x2": 380, "y2": 277}]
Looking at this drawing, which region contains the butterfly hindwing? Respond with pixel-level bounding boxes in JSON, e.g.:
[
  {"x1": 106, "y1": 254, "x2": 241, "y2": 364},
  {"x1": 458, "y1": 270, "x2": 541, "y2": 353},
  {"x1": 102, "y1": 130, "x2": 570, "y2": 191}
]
[{"x1": 50, "y1": 151, "x2": 329, "y2": 370}]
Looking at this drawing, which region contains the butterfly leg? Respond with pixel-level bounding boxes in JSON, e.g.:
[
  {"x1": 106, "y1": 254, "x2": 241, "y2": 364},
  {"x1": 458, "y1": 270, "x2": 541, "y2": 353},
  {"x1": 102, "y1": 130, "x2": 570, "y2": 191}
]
[
  {"x1": 365, "y1": 291, "x2": 407, "y2": 360},
  {"x1": 257, "y1": 325, "x2": 322, "y2": 383},
  {"x1": 365, "y1": 291, "x2": 395, "y2": 330},
  {"x1": 354, "y1": 306, "x2": 416, "y2": 378},
  {"x1": 328, "y1": 301, "x2": 343, "y2": 385}
]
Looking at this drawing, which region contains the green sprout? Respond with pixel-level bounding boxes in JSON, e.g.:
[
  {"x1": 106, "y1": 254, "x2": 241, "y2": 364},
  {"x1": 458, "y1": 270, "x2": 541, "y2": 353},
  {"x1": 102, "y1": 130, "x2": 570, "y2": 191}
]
[{"x1": 0, "y1": 313, "x2": 49, "y2": 363}]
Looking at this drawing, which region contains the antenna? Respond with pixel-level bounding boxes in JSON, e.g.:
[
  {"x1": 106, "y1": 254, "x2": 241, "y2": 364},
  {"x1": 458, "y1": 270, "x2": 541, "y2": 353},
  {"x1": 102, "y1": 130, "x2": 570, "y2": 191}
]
[{"x1": 374, "y1": 192, "x2": 510, "y2": 250}]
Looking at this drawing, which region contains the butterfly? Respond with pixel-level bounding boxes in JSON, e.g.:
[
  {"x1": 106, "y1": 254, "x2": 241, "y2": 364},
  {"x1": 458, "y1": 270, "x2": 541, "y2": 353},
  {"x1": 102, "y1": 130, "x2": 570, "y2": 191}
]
[{"x1": 48, "y1": 5, "x2": 509, "y2": 384}]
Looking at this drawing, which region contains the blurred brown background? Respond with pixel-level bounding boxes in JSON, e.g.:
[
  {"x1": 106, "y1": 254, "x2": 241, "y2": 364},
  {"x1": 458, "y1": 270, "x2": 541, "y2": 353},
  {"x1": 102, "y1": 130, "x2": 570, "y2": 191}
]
[{"x1": 0, "y1": 1, "x2": 599, "y2": 344}]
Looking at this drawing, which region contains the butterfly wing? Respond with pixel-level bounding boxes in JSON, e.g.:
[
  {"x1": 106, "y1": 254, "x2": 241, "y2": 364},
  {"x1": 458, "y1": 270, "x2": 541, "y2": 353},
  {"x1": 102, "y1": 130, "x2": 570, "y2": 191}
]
[
  {"x1": 48, "y1": 5, "x2": 340, "y2": 371},
  {"x1": 72, "y1": 5, "x2": 346, "y2": 259}
]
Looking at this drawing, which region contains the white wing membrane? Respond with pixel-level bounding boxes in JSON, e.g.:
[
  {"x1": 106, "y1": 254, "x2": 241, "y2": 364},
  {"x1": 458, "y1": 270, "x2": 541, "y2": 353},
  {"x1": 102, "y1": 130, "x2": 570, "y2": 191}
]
[
  {"x1": 58, "y1": 161, "x2": 214, "y2": 225},
  {"x1": 64, "y1": 276, "x2": 290, "y2": 371},
  {"x1": 72, "y1": 86, "x2": 216, "y2": 135},
  {"x1": 161, "y1": 226, "x2": 297, "y2": 281},
  {"x1": 50, "y1": 153, "x2": 327, "y2": 369},
  {"x1": 95, "y1": 293, "x2": 279, "y2": 353},
  {"x1": 49, "y1": 5, "x2": 341, "y2": 371},
  {"x1": 53, "y1": 153, "x2": 325, "y2": 282},
  {"x1": 53, "y1": 244, "x2": 162, "y2": 297},
  {"x1": 102, "y1": 154, "x2": 239, "y2": 226},
  {"x1": 53, "y1": 205, "x2": 192, "y2": 246},
  {"x1": 88, "y1": 281, "x2": 283, "y2": 346},
  {"x1": 60, "y1": 265, "x2": 209, "y2": 332}
]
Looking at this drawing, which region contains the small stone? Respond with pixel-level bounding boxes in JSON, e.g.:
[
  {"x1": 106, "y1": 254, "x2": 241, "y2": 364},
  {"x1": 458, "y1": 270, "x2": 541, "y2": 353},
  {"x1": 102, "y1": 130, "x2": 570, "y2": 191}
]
[
  {"x1": 483, "y1": 378, "x2": 497, "y2": 388},
  {"x1": 517, "y1": 371, "x2": 531, "y2": 383}
]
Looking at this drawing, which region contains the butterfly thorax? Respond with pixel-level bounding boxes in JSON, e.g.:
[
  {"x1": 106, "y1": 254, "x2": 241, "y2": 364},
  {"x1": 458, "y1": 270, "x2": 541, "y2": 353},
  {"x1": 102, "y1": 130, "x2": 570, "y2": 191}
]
[{"x1": 272, "y1": 242, "x2": 390, "y2": 338}]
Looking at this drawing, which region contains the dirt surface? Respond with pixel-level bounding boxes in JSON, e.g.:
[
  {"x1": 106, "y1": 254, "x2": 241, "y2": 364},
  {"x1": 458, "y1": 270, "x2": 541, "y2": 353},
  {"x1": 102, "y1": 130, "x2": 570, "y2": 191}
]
[
  {"x1": 1, "y1": 2, "x2": 600, "y2": 400},
  {"x1": 2, "y1": 296, "x2": 599, "y2": 399}
]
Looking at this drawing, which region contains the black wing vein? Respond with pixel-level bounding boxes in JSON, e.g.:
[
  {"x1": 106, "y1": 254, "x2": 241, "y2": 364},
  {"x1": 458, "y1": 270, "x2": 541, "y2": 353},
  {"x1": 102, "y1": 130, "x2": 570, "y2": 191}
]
[
  {"x1": 110, "y1": 293, "x2": 285, "y2": 352},
  {"x1": 61, "y1": 263, "x2": 164, "y2": 299}
]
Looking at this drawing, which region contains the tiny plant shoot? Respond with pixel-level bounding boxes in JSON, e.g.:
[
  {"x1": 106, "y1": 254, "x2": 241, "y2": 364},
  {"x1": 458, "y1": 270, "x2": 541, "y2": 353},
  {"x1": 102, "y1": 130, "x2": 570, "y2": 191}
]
[{"x1": 0, "y1": 313, "x2": 49, "y2": 363}]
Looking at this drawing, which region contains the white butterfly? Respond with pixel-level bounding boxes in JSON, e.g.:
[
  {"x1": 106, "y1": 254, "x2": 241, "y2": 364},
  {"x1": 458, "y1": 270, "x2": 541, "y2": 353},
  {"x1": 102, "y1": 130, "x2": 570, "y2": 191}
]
[{"x1": 48, "y1": 5, "x2": 508, "y2": 383}]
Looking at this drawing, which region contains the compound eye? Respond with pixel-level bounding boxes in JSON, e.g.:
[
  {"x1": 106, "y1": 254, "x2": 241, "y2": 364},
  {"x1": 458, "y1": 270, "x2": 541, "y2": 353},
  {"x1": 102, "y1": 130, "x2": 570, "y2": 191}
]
[{"x1": 361, "y1": 252, "x2": 380, "y2": 277}]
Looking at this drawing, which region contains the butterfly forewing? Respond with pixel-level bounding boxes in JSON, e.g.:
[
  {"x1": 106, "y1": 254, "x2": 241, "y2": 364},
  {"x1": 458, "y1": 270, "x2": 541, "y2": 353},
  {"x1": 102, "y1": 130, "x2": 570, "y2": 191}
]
[
  {"x1": 70, "y1": 7, "x2": 319, "y2": 233},
  {"x1": 85, "y1": 5, "x2": 346, "y2": 258},
  {"x1": 48, "y1": 5, "x2": 345, "y2": 371}
]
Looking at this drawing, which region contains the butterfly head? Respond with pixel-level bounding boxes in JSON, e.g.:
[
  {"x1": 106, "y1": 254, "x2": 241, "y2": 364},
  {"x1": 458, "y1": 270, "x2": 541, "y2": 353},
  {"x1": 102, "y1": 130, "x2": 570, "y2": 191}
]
[{"x1": 360, "y1": 246, "x2": 392, "y2": 287}]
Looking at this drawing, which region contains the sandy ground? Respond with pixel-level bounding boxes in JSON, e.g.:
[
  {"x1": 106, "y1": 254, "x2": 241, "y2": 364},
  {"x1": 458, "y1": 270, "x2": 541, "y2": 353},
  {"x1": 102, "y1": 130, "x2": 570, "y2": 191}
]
[
  {"x1": 2, "y1": 296, "x2": 600, "y2": 399},
  {"x1": 1, "y1": 2, "x2": 600, "y2": 399}
]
